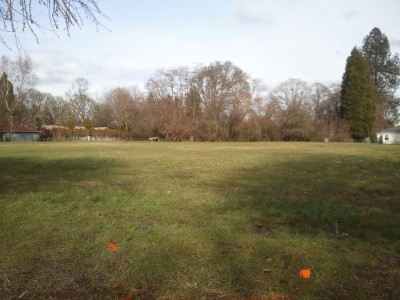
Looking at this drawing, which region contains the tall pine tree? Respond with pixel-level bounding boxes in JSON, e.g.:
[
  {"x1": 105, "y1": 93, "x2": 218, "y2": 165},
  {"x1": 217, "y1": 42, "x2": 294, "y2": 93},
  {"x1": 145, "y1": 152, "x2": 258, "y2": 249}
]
[
  {"x1": 340, "y1": 48, "x2": 376, "y2": 139},
  {"x1": 362, "y1": 27, "x2": 400, "y2": 123}
]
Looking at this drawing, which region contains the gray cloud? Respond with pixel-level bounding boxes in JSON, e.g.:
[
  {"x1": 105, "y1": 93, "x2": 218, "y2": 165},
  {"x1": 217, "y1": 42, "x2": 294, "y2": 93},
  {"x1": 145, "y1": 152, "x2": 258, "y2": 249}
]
[{"x1": 342, "y1": 9, "x2": 361, "y2": 20}]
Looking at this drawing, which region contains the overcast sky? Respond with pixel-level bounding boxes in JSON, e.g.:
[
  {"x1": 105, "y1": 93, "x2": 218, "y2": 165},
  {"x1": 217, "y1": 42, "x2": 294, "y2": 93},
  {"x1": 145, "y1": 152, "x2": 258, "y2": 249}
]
[{"x1": 2, "y1": 0, "x2": 400, "y2": 98}]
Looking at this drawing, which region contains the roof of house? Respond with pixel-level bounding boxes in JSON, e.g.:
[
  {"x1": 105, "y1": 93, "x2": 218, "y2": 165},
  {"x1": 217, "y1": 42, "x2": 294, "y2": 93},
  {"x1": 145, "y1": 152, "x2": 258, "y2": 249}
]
[
  {"x1": 377, "y1": 126, "x2": 400, "y2": 134},
  {"x1": 0, "y1": 126, "x2": 42, "y2": 133}
]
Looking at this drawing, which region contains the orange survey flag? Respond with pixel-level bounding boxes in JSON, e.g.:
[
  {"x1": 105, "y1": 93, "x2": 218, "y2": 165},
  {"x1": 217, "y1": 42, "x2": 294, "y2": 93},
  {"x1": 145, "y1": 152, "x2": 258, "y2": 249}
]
[
  {"x1": 108, "y1": 242, "x2": 118, "y2": 251},
  {"x1": 299, "y1": 269, "x2": 311, "y2": 279}
]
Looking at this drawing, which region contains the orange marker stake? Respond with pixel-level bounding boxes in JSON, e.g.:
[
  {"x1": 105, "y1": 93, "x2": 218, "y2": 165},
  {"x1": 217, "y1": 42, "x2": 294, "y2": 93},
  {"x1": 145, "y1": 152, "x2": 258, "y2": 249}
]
[
  {"x1": 299, "y1": 268, "x2": 311, "y2": 279},
  {"x1": 108, "y1": 242, "x2": 118, "y2": 251}
]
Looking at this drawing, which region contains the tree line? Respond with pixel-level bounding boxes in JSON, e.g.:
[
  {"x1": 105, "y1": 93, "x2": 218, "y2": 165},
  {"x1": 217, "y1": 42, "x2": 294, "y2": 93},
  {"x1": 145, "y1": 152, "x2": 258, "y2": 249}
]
[{"x1": 1, "y1": 27, "x2": 399, "y2": 142}]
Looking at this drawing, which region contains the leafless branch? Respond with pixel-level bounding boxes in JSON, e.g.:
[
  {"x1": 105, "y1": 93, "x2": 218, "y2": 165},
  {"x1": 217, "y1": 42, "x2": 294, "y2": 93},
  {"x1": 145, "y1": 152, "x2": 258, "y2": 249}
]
[{"x1": 0, "y1": 0, "x2": 107, "y2": 48}]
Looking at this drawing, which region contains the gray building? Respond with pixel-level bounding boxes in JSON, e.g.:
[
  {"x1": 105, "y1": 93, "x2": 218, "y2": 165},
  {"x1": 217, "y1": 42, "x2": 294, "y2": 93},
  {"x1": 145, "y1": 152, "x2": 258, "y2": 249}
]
[{"x1": 0, "y1": 127, "x2": 42, "y2": 142}]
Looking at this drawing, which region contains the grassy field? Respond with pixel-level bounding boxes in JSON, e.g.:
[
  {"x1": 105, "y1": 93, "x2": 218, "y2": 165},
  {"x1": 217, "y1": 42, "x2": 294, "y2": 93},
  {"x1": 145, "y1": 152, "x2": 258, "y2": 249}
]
[{"x1": 0, "y1": 141, "x2": 399, "y2": 299}]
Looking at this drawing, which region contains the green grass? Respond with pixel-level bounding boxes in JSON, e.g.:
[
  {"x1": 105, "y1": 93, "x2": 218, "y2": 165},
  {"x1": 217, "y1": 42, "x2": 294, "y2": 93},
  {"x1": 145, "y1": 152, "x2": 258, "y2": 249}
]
[{"x1": 0, "y1": 142, "x2": 399, "y2": 299}]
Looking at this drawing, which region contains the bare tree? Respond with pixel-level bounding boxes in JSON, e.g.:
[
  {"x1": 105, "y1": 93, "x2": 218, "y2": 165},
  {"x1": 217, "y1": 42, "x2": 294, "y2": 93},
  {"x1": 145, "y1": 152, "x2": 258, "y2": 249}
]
[
  {"x1": 19, "y1": 88, "x2": 49, "y2": 126},
  {"x1": 143, "y1": 62, "x2": 257, "y2": 141},
  {"x1": 66, "y1": 77, "x2": 94, "y2": 126},
  {"x1": 309, "y1": 83, "x2": 332, "y2": 138},
  {"x1": 249, "y1": 78, "x2": 268, "y2": 116},
  {"x1": 102, "y1": 86, "x2": 142, "y2": 131},
  {"x1": 146, "y1": 67, "x2": 192, "y2": 140},
  {"x1": 0, "y1": 54, "x2": 38, "y2": 126},
  {"x1": 192, "y1": 61, "x2": 251, "y2": 140},
  {"x1": 0, "y1": 0, "x2": 106, "y2": 48},
  {"x1": 313, "y1": 84, "x2": 347, "y2": 141},
  {"x1": 0, "y1": 54, "x2": 37, "y2": 91},
  {"x1": 12, "y1": 55, "x2": 38, "y2": 92},
  {"x1": 268, "y1": 78, "x2": 313, "y2": 141}
]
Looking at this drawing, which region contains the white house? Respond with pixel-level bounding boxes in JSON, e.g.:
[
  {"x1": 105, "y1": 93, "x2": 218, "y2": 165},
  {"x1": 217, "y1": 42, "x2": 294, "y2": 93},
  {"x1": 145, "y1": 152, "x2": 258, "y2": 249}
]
[{"x1": 376, "y1": 126, "x2": 400, "y2": 144}]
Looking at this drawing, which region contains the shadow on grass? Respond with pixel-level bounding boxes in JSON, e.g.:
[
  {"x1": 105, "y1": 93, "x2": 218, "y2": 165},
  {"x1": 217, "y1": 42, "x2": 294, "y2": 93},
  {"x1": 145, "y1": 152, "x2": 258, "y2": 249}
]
[
  {"x1": 215, "y1": 152, "x2": 400, "y2": 239},
  {"x1": 0, "y1": 156, "x2": 119, "y2": 196},
  {"x1": 207, "y1": 152, "x2": 400, "y2": 298}
]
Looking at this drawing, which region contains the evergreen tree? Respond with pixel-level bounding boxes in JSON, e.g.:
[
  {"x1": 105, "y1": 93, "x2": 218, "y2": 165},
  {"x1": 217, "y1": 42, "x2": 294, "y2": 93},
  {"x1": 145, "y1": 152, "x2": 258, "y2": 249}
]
[
  {"x1": 0, "y1": 72, "x2": 16, "y2": 131},
  {"x1": 362, "y1": 27, "x2": 400, "y2": 122},
  {"x1": 340, "y1": 48, "x2": 376, "y2": 139}
]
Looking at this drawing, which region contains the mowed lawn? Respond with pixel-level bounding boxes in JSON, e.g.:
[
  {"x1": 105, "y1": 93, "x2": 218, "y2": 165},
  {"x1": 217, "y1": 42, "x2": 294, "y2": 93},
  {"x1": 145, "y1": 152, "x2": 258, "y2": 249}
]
[{"x1": 0, "y1": 142, "x2": 399, "y2": 299}]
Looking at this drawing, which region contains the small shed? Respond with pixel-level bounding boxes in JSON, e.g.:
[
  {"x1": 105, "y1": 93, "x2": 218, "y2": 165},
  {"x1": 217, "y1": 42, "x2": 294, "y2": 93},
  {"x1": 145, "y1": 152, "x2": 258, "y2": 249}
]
[
  {"x1": 0, "y1": 126, "x2": 42, "y2": 142},
  {"x1": 376, "y1": 126, "x2": 400, "y2": 144}
]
